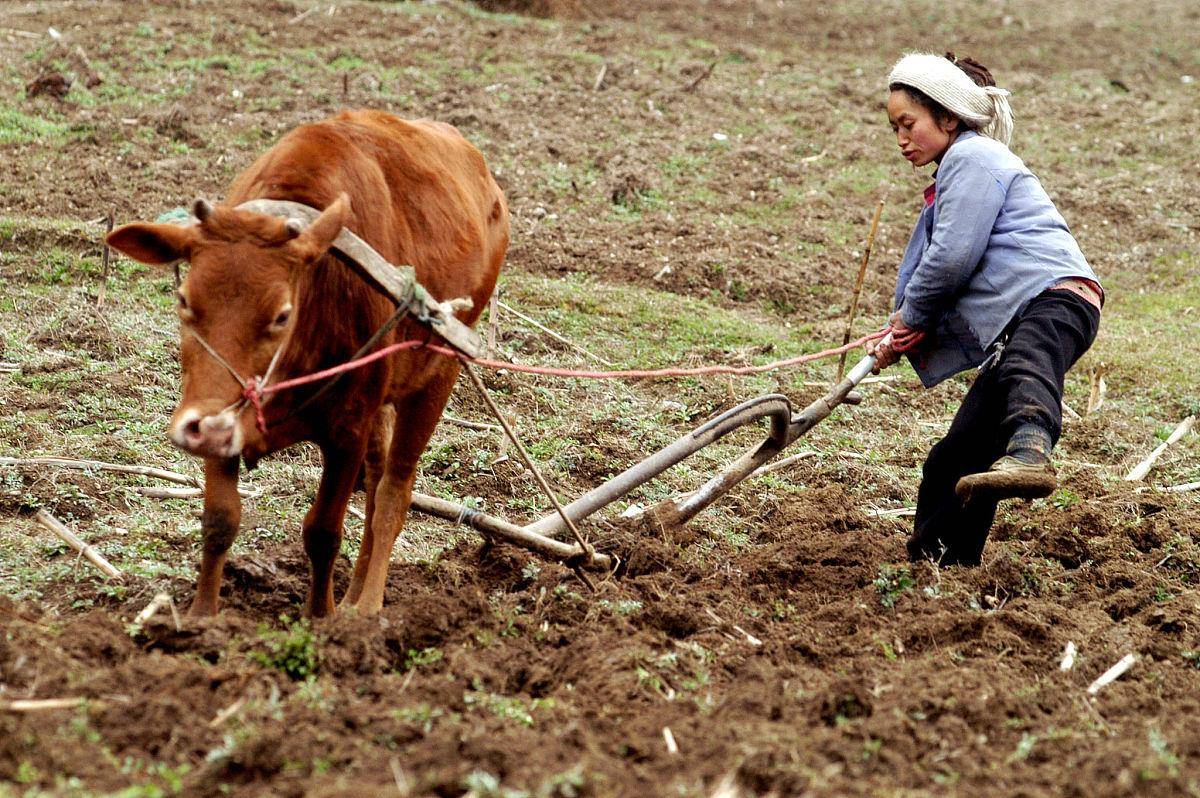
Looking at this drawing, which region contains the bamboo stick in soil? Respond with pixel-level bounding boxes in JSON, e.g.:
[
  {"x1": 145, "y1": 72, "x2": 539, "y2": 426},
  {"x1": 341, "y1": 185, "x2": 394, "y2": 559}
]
[
  {"x1": 835, "y1": 200, "x2": 885, "y2": 382},
  {"x1": 1125, "y1": 415, "x2": 1195, "y2": 482}
]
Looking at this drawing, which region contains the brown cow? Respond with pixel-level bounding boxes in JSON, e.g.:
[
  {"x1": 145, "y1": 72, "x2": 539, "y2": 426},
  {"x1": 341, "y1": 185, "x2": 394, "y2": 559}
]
[{"x1": 107, "y1": 110, "x2": 508, "y2": 616}]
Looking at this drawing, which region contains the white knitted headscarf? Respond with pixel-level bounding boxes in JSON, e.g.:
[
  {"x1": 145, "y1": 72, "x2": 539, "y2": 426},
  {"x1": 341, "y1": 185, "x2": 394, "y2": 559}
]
[{"x1": 888, "y1": 53, "x2": 1014, "y2": 146}]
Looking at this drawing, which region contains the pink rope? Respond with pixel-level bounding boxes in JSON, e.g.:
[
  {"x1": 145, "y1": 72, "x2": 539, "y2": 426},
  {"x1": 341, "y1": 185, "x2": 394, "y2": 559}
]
[{"x1": 253, "y1": 329, "x2": 889, "y2": 407}]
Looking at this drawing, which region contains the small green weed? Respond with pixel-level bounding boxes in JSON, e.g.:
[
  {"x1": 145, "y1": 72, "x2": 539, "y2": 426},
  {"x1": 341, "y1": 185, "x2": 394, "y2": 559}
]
[
  {"x1": 464, "y1": 685, "x2": 554, "y2": 728},
  {"x1": 404, "y1": 646, "x2": 444, "y2": 671},
  {"x1": 0, "y1": 107, "x2": 73, "y2": 145},
  {"x1": 250, "y1": 615, "x2": 318, "y2": 680},
  {"x1": 393, "y1": 703, "x2": 446, "y2": 734},
  {"x1": 1140, "y1": 726, "x2": 1180, "y2": 780},
  {"x1": 1050, "y1": 488, "x2": 1080, "y2": 510},
  {"x1": 1006, "y1": 732, "x2": 1038, "y2": 764},
  {"x1": 873, "y1": 564, "x2": 915, "y2": 608},
  {"x1": 461, "y1": 770, "x2": 529, "y2": 798}
]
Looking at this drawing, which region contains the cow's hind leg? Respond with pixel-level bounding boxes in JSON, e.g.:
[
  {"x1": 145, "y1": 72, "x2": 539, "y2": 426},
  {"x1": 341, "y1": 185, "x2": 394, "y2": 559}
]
[
  {"x1": 342, "y1": 404, "x2": 395, "y2": 608},
  {"x1": 353, "y1": 370, "x2": 458, "y2": 615},
  {"x1": 303, "y1": 438, "x2": 368, "y2": 618}
]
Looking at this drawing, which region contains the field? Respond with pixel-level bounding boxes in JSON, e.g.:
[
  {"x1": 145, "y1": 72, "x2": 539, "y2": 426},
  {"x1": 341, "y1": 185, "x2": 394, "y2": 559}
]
[{"x1": 2, "y1": 0, "x2": 1199, "y2": 796}]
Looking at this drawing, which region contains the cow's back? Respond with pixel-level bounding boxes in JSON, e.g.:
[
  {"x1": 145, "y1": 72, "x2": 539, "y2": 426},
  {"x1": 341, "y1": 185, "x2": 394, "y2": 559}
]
[{"x1": 228, "y1": 109, "x2": 507, "y2": 328}]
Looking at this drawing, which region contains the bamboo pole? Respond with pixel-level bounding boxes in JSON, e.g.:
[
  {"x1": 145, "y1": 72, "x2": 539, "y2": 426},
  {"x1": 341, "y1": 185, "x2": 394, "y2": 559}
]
[
  {"x1": 835, "y1": 200, "x2": 885, "y2": 381},
  {"x1": 460, "y1": 362, "x2": 596, "y2": 562},
  {"x1": 34, "y1": 510, "x2": 122, "y2": 579}
]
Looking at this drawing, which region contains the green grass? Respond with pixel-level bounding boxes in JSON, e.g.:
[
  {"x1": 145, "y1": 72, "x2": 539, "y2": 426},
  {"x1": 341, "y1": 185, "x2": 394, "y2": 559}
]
[
  {"x1": 0, "y1": 107, "x2": 74, "y2": 145},
  {"x1": 1089, "y1": 250, "x2": 1200, "y2": 404}
]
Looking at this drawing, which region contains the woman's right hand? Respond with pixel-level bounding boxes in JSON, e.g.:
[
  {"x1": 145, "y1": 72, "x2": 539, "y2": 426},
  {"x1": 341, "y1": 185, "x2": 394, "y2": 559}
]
[{"x1": 866, "y1": 312, "x2": 925, "y2": 374}]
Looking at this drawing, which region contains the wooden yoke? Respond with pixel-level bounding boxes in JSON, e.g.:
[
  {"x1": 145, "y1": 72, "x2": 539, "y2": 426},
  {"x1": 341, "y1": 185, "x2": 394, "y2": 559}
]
[{"x1": 236, "y1": 199, "x2": 484, "y2": 359}]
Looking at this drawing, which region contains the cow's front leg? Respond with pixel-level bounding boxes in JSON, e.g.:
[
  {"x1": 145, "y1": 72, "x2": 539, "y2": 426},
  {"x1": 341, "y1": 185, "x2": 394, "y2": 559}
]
[
  {"x1": 191, "y1": 456, "x2": 242, "y2": 617},
  {"x1": 303, "y1": 439, "x2": 367, "y2": 618}
]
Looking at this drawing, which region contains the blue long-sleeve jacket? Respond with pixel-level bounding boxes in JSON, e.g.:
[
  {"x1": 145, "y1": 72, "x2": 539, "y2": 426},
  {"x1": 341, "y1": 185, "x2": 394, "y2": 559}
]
[{"x1": 894, "y1": 130, "x2": 1100, "y2": 387}]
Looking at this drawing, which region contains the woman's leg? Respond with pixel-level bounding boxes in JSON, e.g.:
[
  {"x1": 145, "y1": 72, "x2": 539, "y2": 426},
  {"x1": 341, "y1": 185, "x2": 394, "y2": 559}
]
[
  {"x1": 957, "y1": 291, "x2": 1101, "y2": 502},
  {"x1": 995, "y1": 290, "x2": 1100, "y2": 444},
  {"x1": 909, "y1": 367, "x2": 1007, "y2": 565}
]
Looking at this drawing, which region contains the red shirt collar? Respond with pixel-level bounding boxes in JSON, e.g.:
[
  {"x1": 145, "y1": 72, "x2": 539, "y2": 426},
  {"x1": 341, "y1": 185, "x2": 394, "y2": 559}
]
[{"x1": 923, "y1": 182, "x2": 936, "y2": 207}]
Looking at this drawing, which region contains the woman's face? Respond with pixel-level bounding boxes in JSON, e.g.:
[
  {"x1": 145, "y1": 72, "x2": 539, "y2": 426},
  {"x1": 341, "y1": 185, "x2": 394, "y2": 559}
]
[{"x1": 887, "y1": 89, "x2": 959, "y2": 167}]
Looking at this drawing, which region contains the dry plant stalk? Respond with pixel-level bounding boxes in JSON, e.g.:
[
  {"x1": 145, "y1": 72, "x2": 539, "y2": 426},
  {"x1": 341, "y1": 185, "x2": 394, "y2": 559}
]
[
  {"x1": 1087, "y1": 653, "x2": 1136, "y2": 695},
  {"x1": 1086, "y1": 362, "x2": 1107, "y2": 415},
  {"x1": 1125, "y1": 415, "x2": 1195, "y2": 481},
  {"x1": 135, "y1": 485, "x2": 257, "y2": 499},
  {"x1": 497, "y1": 299, "x2": 614, "y2": 366},
  {"x1": 681, "y1": 61, "x2": 716, "y2": 93},
  {"x1": 207, "y1": 696, "x2": 248, "y2": 729},
  {"x1": 34, "y1": 509, "x2": 122, "y2": 579},
  {"x1": 132, "y1": 592, "x2": 181, "y2": 631},
  {"x1": 97, "y1": 209, "x2": 114, "y2": 308},
  {"x1": 1060, "y1": 641, "x2": 1077, "y2": 671},
  {"x1": 1, "y1": 697, "x2": 98, "y2": 712},
  {"x1": 2, "y1": 456, "x2": 200, "y2": 487}
]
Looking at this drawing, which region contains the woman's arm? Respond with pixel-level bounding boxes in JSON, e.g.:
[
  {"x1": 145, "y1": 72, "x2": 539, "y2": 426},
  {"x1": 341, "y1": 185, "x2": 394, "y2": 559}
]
[{"x1": 898, "y1": 152, "x2": 1007, "y2": 330}]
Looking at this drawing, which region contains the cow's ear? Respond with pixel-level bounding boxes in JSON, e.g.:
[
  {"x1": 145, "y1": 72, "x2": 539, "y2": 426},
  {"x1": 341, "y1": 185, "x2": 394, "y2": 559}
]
[
  {"x1": 106, "y1": 222, "x2": 196, "y2": 267},
  {"x1": 289, "y1": 193, "x2": 349, "y2": 263}
]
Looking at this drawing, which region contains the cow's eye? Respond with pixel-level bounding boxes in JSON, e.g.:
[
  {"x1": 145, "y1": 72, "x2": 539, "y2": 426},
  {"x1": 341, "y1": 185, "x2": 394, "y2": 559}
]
[
  {"x1": 270, "y1": 306, "x2": 292, "y2": 331},
  {"x1": 176, "y1": 292, "x2": 195, "y2": 322}
]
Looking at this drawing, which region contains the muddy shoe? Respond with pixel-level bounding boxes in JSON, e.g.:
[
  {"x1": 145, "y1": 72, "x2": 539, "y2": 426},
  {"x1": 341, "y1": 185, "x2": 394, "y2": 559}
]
[{"x1": 956, "y1": 453, "x2": 1057, "y2": 503}]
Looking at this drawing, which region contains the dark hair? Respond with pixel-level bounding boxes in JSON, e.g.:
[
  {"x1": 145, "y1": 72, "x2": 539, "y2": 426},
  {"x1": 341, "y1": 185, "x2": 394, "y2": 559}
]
[{"x1": 889, "y1": 53, "x2": 997, "y2": 131}]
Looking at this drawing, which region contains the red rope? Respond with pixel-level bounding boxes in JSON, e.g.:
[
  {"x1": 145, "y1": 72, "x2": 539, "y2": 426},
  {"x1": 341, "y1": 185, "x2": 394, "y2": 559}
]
[
  {"x1": 889, "y1": 327, "x2": 926, "y2": 353},
  {"x1": 251, "y1": 329, "x2": 887, "y2": 405},
  {"x1": 242, "y1": 329, "x2": 892, "y2": 431}
]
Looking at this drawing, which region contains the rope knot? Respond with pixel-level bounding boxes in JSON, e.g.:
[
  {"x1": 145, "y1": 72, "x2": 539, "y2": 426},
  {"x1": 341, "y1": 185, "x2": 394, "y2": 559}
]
[{"x1": 243, "y1": 377, "x2": 268, "y2": 434}]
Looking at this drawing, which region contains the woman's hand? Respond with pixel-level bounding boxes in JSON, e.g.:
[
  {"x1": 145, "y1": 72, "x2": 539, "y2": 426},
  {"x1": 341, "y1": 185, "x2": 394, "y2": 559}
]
[
  {"x1": 866, "y1": 335, "x2": 901, "y2": 374},
  {"x1": 866, "y1": 312, "x2": 925, "y2": 374}
]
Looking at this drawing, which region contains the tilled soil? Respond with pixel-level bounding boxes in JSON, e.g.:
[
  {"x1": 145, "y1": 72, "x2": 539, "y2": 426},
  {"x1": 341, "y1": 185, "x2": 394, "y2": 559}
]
[{"x1": 3, "y1": 476, "x2": 1199, "y2": 797}]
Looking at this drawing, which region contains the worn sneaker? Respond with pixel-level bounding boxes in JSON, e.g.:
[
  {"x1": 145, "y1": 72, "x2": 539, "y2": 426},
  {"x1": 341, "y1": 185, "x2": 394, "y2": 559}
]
[{"x1": 955, "y1": 452, "x2": 1057, "y2": 503}]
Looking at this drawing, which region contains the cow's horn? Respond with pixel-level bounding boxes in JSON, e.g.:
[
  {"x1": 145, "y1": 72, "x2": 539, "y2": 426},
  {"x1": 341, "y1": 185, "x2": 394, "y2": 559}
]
[
  {"x1": 193, "y1": 198, "x2": 214, "y2": 222},
  {"x1": 284, "y1": 218, "x2": 305, "y2": 238}
]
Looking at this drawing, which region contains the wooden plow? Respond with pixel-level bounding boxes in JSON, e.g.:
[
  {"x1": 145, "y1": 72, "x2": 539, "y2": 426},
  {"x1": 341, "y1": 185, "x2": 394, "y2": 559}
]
[{"x1": 409, "y1": 349, "x2": 883, "y2": 573}]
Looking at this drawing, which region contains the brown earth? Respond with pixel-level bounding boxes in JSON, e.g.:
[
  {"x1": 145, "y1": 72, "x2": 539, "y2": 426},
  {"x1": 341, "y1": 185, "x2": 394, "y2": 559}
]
[
  {"x1": 3, "y1": 475, "x2": 1200, "y2": 797},
  {"x1": 2, "y1": 1, "x2": 1199, "y2": 797}
]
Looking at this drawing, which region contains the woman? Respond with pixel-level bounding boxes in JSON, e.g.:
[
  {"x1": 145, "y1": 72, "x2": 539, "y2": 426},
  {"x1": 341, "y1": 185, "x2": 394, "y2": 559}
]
[{"x1": 868, "y1": 52, "x2": 1103, "y2": 565}]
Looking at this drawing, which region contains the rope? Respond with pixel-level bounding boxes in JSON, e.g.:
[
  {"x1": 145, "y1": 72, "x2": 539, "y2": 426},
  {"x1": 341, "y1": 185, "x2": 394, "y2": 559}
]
[
  {"x1": 253, "y1": 329, "x2": 888, "y2": 403},
  {"x1": 889, "y1": 327, "x2": 926, "y2": 353}
]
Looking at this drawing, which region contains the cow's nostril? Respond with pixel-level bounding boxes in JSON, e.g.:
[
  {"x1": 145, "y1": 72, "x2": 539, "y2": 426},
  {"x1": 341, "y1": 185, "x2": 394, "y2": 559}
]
[{"x1": 184, "y1": 418, "x2": 203, "y2": 441}]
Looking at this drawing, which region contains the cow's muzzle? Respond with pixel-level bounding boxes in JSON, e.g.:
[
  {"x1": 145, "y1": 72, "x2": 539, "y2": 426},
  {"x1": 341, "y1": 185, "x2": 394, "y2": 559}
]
[{"x1": 170, "y1": 407, "x2": 244, "y2": 458}]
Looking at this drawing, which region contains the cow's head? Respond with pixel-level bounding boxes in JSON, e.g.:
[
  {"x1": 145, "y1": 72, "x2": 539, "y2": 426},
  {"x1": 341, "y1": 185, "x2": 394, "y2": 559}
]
[{"x1": 107, "y1": 195, "x2": 349, "y2": 459}]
